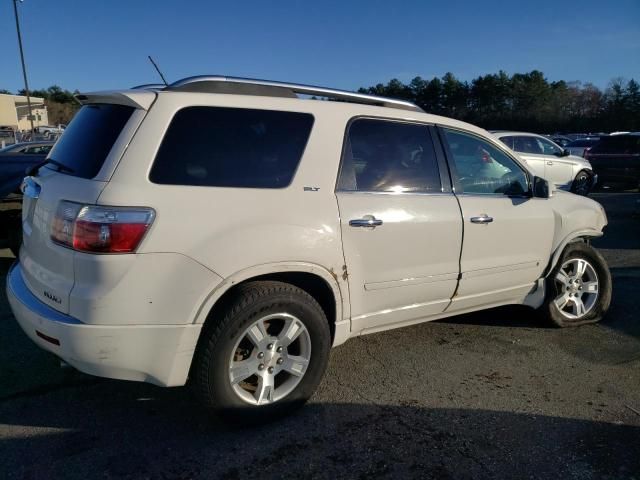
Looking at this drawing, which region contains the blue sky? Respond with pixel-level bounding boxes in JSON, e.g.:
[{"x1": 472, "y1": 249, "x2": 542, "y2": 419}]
[{"x1": 1, "y1": 0, "x2": 638, "y2": 93}]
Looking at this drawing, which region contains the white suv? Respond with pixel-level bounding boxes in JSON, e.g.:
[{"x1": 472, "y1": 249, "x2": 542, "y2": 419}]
[
  {"x1": 493, "y1": 131, "x2": 596, "y2": 195},
  {"x1": 8, "y1": 76, "x2": 612, "y2": 421}
]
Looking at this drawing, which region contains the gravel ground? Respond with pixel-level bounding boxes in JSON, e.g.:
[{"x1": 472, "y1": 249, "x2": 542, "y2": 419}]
[{"x1": 0, "y1": 193, "x2": 638, "y2": 480}]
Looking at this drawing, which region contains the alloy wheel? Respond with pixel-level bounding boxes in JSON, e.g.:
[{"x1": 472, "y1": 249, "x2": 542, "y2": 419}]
[
  {"x1": 553, "y1": 258, "x2": 599, "y2": 320},
  {"x1": 228, "y1": 313, "x2": 311, "y2": 405}
]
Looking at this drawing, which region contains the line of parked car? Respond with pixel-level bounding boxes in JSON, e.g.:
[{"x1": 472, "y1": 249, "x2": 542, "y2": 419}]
[{"x1": 494, "y1": 131, "x2": 640, "y2": 195}]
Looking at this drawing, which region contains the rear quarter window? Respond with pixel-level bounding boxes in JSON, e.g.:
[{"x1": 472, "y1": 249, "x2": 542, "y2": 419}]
[
  {"x1": 47, "y1": 104, "x2": 135, "y2": 179},
  {"x1": 149, "y1": 107, "x2": 314, "y2": 188}
]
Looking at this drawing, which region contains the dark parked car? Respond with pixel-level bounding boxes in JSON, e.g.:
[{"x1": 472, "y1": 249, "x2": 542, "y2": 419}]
[
  {"x1": 0, "y1": 141, "x2": 54, "y2": 197},
  {"x1": 565, "y1": 138, "x2": 601, "y2": 158},
  {"x1": 0, "y1": 141, "x2": 54, "y2": 255},
  {"x1": 585, "y1": 134, "x2": 640, "y2": 190}
]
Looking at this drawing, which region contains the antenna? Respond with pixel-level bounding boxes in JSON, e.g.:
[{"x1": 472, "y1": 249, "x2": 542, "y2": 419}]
[{"x1": 148, "y1": 55, "x2": 168, "y2": 86}]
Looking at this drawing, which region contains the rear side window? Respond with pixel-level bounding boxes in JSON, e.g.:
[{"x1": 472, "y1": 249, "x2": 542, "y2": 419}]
[
  {"x1": 48, "y1": 104, "x2": 134, "y2": 179},
  {"x1": 337, "y1": 118, "x2": 441, "y2": 193},
  {"x1": 150, "y1": 107, "x2": 314, "y2": 188}
]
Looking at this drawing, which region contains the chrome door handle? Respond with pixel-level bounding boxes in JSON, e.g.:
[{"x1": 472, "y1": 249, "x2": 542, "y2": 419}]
[
  {"x1": 547, "y1": 161, "x2": 554, "y2": 165},
  {"x1": 470, "y1": 214, "x2": 493, "y2": 224},
  {"x1": 349, "y1": 215, "x2": 383, "y2": 228}
]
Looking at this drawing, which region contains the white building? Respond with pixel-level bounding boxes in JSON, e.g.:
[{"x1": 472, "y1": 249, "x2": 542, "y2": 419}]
[{"x1": 0, "y1": 93, "x2": 49, "y2": 131}]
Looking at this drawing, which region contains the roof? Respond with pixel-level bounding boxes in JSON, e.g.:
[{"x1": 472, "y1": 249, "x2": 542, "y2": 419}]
[
  {"x1": 130, "y1": 75, "x2": 424, "y2": 113},
  {"x1": 76, "y1": 76, "x2": 507, "y2": 145},
  {"x1": 491, "y1": 131, "x2": 548, "y2": 138}
]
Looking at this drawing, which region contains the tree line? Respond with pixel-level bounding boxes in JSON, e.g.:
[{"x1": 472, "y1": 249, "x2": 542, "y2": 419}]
[
  {"x1": 3, "y1": 71, "x2": 639, "y2": 133},
  {"x1": 358, "y1": 71, "x2": 639, "y2": 133}
]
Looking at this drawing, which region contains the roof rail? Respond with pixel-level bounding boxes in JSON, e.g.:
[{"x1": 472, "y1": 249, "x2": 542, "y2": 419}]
[
  {"x1": 131, "y1": 83, "x2": 167, "y2": 90},
  {"x1": 154, "y1": 75, "x2": 423, "y2": 113}
]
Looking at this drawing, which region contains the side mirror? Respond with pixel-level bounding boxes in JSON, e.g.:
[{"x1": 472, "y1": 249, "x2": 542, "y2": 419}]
[
  {"x1": 562, "y1": 149, "x2": 571, "y2": 157},
  {"x1": 532, "y1": 176, "x2": 550, "y2": 198}
]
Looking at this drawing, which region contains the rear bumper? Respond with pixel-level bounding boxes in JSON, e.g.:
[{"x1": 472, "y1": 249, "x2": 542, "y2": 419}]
[{"x1": 7, "y1": 262, "x2": 201, "y2": 386}]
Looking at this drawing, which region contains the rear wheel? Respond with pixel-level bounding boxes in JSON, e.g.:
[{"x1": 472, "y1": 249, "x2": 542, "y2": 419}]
[
  {"x1": 571, "y1": 170, "x2": 592, "y2": 196},
  {"x1": 192, "y1": 281, "x2": 331, "y2": 423},
  {"x1": 540, "y1": 242, "x2": 611, "y2": 327}
]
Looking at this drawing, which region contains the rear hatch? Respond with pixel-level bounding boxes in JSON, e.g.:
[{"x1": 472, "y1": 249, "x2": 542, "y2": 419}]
[{"x1": 20, "y1": 91, "x2": 155, "y2": 313}]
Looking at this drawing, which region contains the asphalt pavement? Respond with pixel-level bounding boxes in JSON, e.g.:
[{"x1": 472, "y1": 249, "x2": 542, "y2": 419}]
[{"x1": 0, "y1": 193, "x2": 639, "y2": 479}]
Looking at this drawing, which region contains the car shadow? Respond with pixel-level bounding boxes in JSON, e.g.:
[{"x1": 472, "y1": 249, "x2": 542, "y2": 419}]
[
  {"x1": 0, "y1": 388, "x2": 637, "y2": 479},
  {"x1": 437, "y1": 304, "x2": 542, "y2": 329},
  {"x1": 601, "y1": 267, "x2": 640, "y2": 341}
]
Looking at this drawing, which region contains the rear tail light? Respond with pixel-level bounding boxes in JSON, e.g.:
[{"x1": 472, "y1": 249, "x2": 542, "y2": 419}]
[{"x1": 51, "y1": 201, "x2": 155, "y2": 253}]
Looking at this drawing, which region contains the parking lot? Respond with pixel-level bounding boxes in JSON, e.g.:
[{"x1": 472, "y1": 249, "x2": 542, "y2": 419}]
[{"x1": 0, "y1": 193, "x2": 638, "y2": 480}]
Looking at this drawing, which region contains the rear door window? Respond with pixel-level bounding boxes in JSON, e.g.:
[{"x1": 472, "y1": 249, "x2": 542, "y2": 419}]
[
  {"x1": 46, "y1": 104, "x2": 135, "y2": 179},
  {"x1": 512, "y1": 136, "x2": 544, "y2": 154},
  {"x1": 150, "y1": 107, "x2": 314, "y2": 188}
]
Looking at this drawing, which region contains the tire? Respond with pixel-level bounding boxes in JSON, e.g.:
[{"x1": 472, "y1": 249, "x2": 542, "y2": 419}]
[
  {"x1": 571, "y1": 170, "x2": 592, "y2": 196},
  {"x1": 192, "y1": 280, "x2": 331, "y2": 423},
  {"x1": 539, "y1": 242, "x2": 611, "y2": 327}
]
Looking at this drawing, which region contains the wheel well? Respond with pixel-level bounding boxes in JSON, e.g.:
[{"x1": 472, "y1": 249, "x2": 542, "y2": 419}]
[
  {"x1": 204, "y1": 272, "x2": 337, "y2": 340},
  {"x1": 575, "y1": 169, "x2": 594, "y2": 181},
  {"x1": 544, "y1": 236, "x2": 591, "y2": 277}
]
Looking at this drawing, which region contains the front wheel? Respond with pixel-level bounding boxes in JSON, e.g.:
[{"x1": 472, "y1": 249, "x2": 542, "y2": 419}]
[
  {"x1": 192, "y1": 281, "x2": 331, "y2": 423},
  {"x1": 571, "y1": 170, "x2": 592, "y2": 196},
  {"x1": 539, "y1": 242, "x2": 611, "y2": 327}
]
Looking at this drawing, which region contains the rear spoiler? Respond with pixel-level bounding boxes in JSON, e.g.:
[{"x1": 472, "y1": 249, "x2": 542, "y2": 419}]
[{"x1": 74, "y1": 90, "x2": 157, "y2": 110}]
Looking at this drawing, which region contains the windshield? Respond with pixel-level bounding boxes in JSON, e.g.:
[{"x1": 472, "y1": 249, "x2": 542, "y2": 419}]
[{"x1": 46, "y1": 104, "x2": 135, "y2": 179}]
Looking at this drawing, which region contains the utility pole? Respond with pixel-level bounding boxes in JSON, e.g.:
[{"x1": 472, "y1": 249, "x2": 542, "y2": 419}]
[{"x1": 12, "y1": 0, "x2": 35, "y2": 136}]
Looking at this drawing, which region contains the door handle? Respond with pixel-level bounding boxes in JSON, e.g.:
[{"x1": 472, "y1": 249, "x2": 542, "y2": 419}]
[
  {"x1": 470, "y1": 214, "x2": 493, "y2": 224},
  {"x1": 547, "y1": 161, "x2": 554, "y2": 165},
  {"x1": 349, "y1": 215, "x2": 383, "y2": 228}
]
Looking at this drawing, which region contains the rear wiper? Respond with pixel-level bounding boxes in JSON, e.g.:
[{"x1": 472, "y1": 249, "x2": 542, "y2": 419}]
[{"x1": 26, "y1": 158, "x2": 75, "y2": 176}]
